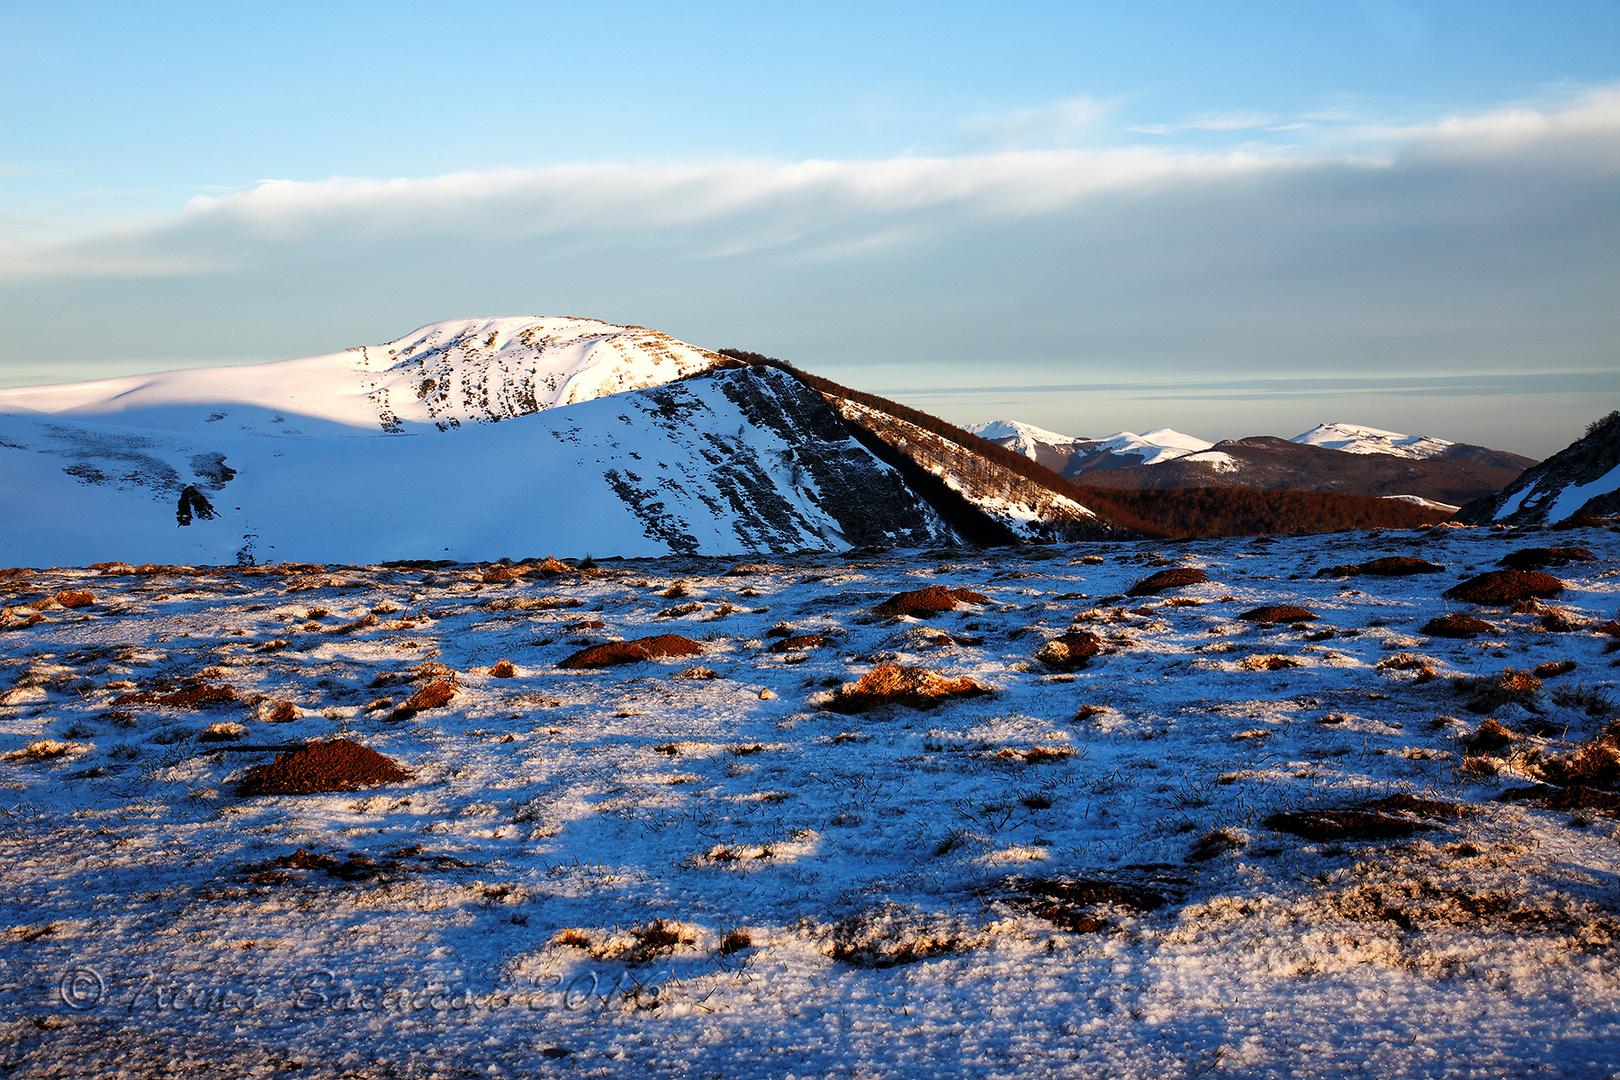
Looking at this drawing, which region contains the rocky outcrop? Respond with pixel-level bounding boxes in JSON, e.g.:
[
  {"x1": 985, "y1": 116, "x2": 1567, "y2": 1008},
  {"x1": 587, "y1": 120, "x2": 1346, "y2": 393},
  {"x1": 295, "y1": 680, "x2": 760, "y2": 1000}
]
[{"x1": 1456, "y1": 416, "x2": 1620, "y2": 525}]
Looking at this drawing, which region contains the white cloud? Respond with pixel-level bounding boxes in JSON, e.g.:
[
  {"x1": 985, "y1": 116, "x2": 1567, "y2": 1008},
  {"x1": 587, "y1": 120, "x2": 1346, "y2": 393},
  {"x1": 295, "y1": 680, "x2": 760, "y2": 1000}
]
[{"x1": 956, "y1": 96, "x2": 1121, "y2": 148}]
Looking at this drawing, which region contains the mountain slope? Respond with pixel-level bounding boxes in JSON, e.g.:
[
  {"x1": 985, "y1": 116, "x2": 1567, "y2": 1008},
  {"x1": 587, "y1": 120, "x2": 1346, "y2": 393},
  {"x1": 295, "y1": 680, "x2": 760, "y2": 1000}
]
[
  {"x1": 0, "y1": 367, "x2": 951, "y2": 565},
  {"x1": 1455, "y1": 415, "x2": 1620, "y2": 525},
  {"x1": 0, "y1": 317, "x2": 724, "y2": 435}
]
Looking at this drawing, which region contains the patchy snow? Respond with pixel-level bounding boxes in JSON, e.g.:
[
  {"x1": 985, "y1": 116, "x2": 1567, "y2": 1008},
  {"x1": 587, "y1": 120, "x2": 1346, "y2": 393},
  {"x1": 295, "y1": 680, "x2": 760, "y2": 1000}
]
[
  {"x1": 1174, "y1": 450, "x2": 1242, "y2": 474},
  {"x1": 966, "y1": 422, "x2": 1212, "y2": 468},
  {"x1": 2, "y1": 525, "x2": 1617, "y2": 1077},
  {"x1": 1543, "y1": 461, "x2": 1620, "y2": 524},
  {"x1": 1293, "y1": 423, "x2": 1454, "y2": 460},
  {"x1": 1382, "y1": 495, "x2": 1462, "y2": 513},
  {"x1": 963, "y1": 420, "x2": 1082, "y2": 459},
  {"x1": 1089, "y1": 428, "x2": 1215, "y2": 465}
]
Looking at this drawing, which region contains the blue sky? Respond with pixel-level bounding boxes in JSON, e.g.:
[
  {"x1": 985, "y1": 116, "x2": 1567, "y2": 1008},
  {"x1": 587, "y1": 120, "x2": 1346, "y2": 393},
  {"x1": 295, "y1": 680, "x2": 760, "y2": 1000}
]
[{"x1": 3, "y1": 1, "x2": 1618, "y2": 456}]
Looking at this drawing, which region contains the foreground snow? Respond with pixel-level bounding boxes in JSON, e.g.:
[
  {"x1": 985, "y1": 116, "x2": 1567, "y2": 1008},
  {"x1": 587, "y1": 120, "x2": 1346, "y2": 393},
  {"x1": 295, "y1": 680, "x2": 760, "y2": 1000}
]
[{"x1": 1, "y1": 525, "x2": 1617, "y2": 1078}]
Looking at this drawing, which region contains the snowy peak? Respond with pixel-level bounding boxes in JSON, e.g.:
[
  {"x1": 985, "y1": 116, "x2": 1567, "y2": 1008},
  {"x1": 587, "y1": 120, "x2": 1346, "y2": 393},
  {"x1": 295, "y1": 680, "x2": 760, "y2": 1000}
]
[
  {"x1": 1087, "y1": 428, "x2": 1214, "y2": 466},
  {"x1": 1291, "y1": 422, "x2": 1453, "y2": 460},
  {"x1": 0, "y1": 317, "x2": 726, "y2": 434}
]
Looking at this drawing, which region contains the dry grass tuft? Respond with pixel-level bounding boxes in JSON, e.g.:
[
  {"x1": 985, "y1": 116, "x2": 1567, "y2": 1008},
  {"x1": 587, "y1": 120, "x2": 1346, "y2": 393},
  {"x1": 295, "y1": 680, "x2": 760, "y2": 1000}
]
[
  {"x1": 825, "y1": 904, "x2": 973, "y2": 968},
  {"x1": 1444, "y1": 570, "x2": 1565, "y2": 605},
  {"x1": 769, "y1": 634, "x2": 830, "y2": 653},
  {"x1": 1534, "y1": 659, "x2": 1578, "y2": 679},
  {"x1": 826, "y1": 663, "x2": 993, "y2": 713},
  {"x1": 874, "y1": 586, "x2": 990, "y2": 618},
  {"x1": 198, "y1": 721, "x2": 248, "y2": 743},
  {"x1": 1455, "y1": 669, "x2": 1542, "y2": 713},
  {"x1": 4, "y1": 739, "x2": 81, "y2": 761},
  {"x1": 1466, "y1": 718, "x2": 1516, "y2": 754},
  {"x1": 996, "y1": 745, "x2": 1076, "y2": 764},
  {"x1": 51, "y1": 590, "x2": 95, "y2": 608},
  {"x1": 1034, "y1": 631, "x2": 1104, "y2": 671},
  {"x1": 1239, "y1": 654, "x2": 1301, "y2": 671},
  {"x1": 264, "y1": 700, "x2": 299, "y2": 723},
  {"x1": 235, "y1": 739, "x2": 410, "y2": 796},
  {"x1": 390, "y1": 679, "x2": 457, "y2": 720},
  {"x1": 489, "y1": 659, "x2": 517, "y2": 678},
  {"x1": 559, "y1": 634, "x2": 704, "y2": 669},
  {"x1": 997, "y1": 877, "x2": 1169, "y2": 934},
  {"x1": 1126, "y1": 568, "x2": 1207, "y2": 597}
]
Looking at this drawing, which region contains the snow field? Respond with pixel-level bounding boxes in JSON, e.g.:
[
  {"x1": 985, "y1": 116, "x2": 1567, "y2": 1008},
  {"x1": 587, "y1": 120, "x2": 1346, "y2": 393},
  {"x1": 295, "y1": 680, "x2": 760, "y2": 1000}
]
[{"x1": 1, "y1": 525, "x2": 1618, "y2": 1078}]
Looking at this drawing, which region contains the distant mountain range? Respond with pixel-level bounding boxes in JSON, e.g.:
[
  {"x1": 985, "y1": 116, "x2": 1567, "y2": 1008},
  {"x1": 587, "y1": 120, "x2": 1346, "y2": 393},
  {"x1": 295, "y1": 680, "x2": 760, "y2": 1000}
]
[{"x1": 966, "y1": 418, "x2": 1537, "y2": 509}]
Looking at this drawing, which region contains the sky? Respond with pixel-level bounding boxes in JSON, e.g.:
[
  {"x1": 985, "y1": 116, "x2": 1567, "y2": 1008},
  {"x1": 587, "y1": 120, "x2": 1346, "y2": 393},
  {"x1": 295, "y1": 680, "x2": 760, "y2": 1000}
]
[{"x1": 2, "y1": 1, "x2": 1618, "y2": 458}]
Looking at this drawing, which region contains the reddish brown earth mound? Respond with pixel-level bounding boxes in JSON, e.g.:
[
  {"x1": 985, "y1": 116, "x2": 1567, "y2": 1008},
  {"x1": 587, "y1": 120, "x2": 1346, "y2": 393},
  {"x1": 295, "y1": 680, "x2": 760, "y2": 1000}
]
[
  {"x1": 1357, "y1": 557, "x2": 1446, "y2": 576},
  {"x1": 1238, "y1": 605, "x2": 1317, "y2": 624},
  {"x1": 1423, "y1": 613, "x2": 1496, "y2": 638},
  {"x1": 874, "y1": 586, "x2": 990, "y2": 618},
  {"x1": 1498, "y1": 784, "x2": 1620, "y2": 816},
  {"x1": 769, "y1": 634, "x2": 830, "y2": 653},
  {"x1": 51, "y1": 589, "x2": 95, "y2": 608},
  {"x1": 489, "y1": 659, "x2": 517, "y2": 678},
  {"x1": 1444, "y1": 570, "x2": 1564, "y2": 604},
  {"x1": 1034, "y1": 631, "x2": 1105, "y2": 671},
  {"x1": 1126, "y1": 568, "x2": 1207, "y2": 596},
  {"x1": 559, "y1": 634, "x2": 705, "y2": 669},
  {"x1": 826, "y1": 663, "x2": 992, "y2": 713},
  {"x1": 113, "y1": 681, "x2": 237, "y2": 709},
  {"x1": 236, "y1": 739, "x2": 410, "y2": 796},
  {"x1": 1499, "y1": 547, "x2": 1596, "y2": 571}
]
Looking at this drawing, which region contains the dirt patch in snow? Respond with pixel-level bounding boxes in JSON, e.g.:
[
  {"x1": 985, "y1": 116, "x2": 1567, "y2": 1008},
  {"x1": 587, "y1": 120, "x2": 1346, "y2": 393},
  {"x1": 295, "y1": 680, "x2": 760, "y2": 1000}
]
[
  {"x1": 1499, "y1": 546, "x2": 1595, "y2": 570},
  {"x1": 1238, "y1": 605, "x2": 1317, "y2": 624},
  {"x1": 1035, "y1": 631, "x2": 1105, "y2": 671},
  {"x1": 874, "y1": 586, "x2": 990, "y2": 618},
  {"x1": 559, "y1": 634, "x2": 705, "y2": 668},
  {"x1": 1444, "y1": 570, "x2": 1565, "y2": 604},
  {"x1": 1127, "y1": 568, "x2": 1207, "y2": 596},
  {"x1": 1423, "y1": 613, "x2": 1496, "y2": 637},
  {"x1": 235, "y1": 738, "x2": 411, "y2": 796}
]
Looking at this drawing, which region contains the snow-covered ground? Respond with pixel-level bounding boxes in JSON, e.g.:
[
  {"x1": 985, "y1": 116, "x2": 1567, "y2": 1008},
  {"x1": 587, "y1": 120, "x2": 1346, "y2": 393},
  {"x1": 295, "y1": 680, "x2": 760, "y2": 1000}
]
[{"x1": 3, "y1": 524, "x2": 1618, "y2": 1077}]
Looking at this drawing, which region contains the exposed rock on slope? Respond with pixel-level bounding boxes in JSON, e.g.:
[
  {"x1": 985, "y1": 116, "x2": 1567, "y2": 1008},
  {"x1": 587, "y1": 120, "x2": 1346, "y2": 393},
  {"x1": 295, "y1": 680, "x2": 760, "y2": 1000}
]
[{"x1": 1456, "y1": 416, "x2": 1620, "y2": 525}]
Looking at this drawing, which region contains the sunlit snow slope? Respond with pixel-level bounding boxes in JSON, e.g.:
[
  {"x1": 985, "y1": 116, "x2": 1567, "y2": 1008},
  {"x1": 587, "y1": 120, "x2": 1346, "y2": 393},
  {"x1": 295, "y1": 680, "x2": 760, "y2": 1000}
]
[
  {"x1": 0, "y1": 356, "x2": 950, "y2": 564},
  {"x1": 0, "y1": 317, "x2": 723, "y2": 435},
  {"x1": 1290, "y1": 422, "x2": 1454, "y2": 459}
]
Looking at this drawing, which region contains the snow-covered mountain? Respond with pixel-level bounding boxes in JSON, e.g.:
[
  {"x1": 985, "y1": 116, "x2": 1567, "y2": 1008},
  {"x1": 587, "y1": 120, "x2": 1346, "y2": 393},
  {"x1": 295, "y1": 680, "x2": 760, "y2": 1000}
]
[
  {"x1": 965, "y1": 420, "x2": 1213, "y2": 472},
  {"x1": 0, "y1": 322, "x2": 973, "y2": 564},
  {"x1": 0, "y1": 317, "x2": 724, "y2": 435},
  {"x1": 968, "y1": 416, "x2": 1534, "y2": 505},
  {"x1": 1290, "y1": 422, "x2": 1454, "y2": 460}
]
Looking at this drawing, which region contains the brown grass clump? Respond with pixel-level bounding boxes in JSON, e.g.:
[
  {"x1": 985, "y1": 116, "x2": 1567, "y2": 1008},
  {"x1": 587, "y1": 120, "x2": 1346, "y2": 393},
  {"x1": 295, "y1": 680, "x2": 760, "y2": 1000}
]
[
  {"x1": 1238, "y1": 605, "x2": 1317, "y2": 624},
  {"x1": 1126, "y1": 568, "x2": 1207, "y2": 597},
  {"x1": 1533, "y1": 660, "x2": 1578, "y2": 678},
  {"x1": 825, "y1": 904, "x2": 971, "y2": 968},
  {"x1": 235, "y1": 739, "x2": 410, "y2": 796},
  {"x1": 1444, "y1": 570, "x2": 1565, "y2": 605},
  {"x1": 1466, "y1": 718, "x2": 1516, "y2": 754},
  {"x1": 1264, "y1": 808, "x2": 1438, "y2": 842},
  {"x1": 826, "y1": 663, "x2": 993, "y2": 713},
  {"x1": 1455, "y1": 669, "x2": 1542, "y2": 713},
  {"x1": 481, "y1": 565, "x2": 524, "y2": 584},
  {"x1": 1423, "y1": 613, "x2": 1495, "y2": 638},
  {"x1": 489, "y1": 659, "x2": 517, "y2": 678},
  {"x1": 1540, "y1": 608, "x2": 1589, "y2": 633},
  {"x1": 559, "y1": 634, "x2": 705, "y2": 669},
  {"x1": 997, "y1": 877, "x2": 1169, "y2": 934},
  {"x1": 530, "y1": 556, "x2": 573, "y2": 577},
  {"x1": 874, "y1": 586, "x2": 990, "y2": 618},
  {"x1": 1499, "y1": 547, "x2": 1595, "y2": 571},
  {"x1": 198, "y1": 721, "x2": 248, "y2": 742},
  {"x1": 1240, "y1": 654, "x2": 1301, "y2": 671},
  {"x1": 719, "y1": 928, "x2": 753, "y2": 955},
  {"x1": 51, "y1": 590, "x2": 95, "y2": 608},
  {"x1": 1034, "y1": 631, "x2": 1104, "y2": 671},
  {"x1": 996, "y1": 745, "x2": 1076, "y2": 764},
  {"x1": 265, "y1": 700, "x2": 299, "y2": 723},
  {"x1": 1500, "y1": 783, "x2": 1620, "y2": 816},
  {"x1": 1533, "y1": 736, "x2": 1620, "y2": 790}
]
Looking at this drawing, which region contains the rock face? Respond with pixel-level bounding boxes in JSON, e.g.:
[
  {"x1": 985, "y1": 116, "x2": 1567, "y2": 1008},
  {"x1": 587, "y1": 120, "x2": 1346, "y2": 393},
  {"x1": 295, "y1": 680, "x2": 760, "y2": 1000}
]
[{"x1": 1456, "y1": 418, "x2": 1620, "y2": 526}]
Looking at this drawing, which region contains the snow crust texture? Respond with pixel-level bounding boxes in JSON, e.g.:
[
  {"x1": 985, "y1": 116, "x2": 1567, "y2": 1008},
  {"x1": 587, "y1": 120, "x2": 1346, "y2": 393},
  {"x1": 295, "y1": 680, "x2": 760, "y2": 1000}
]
[{"x1": 3, "y1": 524, "x2": 1618, "y2": 1078}]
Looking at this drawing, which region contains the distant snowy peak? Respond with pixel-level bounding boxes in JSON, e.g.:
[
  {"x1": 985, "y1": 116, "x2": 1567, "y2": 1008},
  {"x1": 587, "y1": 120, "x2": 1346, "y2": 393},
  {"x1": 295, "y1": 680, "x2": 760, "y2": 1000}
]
[
  {"x1": 1086, "y1": 428, "x2": 1214, "y2": 466},
  {"x1": 1291, "y1": 422, "x2": 1453, "y2": 460},
  {"x1": 966, "y1": 419, "x2": 1212, "y2": 468},
  {"x1": 0, "y1": 317, "x2": 725, "y2": 433}
]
